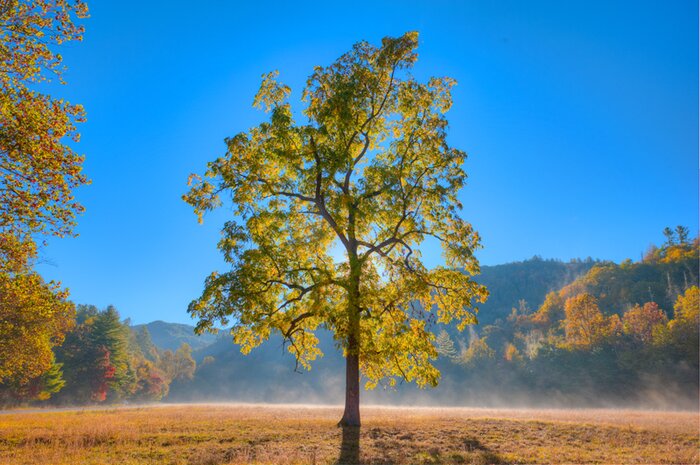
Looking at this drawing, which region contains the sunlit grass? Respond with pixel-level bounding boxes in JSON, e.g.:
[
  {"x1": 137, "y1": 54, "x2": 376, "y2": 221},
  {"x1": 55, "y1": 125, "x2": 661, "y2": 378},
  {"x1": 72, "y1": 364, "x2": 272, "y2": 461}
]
[{"x1": 0, "y1": 404, "x2": 697, "y2": 464}]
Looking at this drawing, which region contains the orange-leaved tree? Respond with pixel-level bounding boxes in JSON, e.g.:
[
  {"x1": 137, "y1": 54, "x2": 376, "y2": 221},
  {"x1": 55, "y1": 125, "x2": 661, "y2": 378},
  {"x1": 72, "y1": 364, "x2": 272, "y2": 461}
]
[
  {"x1": 666, "y1": 286, "x2": 699, "y2": 364},
  {"x1": 562, "y1": 294, "x2": 608, "y2": 349},
  {"x1": 621, "y1": 302, "x2": 667, "y2": 344}
]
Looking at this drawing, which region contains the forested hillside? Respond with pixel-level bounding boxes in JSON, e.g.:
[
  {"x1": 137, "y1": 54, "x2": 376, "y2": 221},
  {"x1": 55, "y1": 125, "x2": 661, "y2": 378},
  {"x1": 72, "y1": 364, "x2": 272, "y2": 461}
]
[
  {"x1": 0, "y1": 305, "x2": 198, "y2": 405},
  {"x1": 474, "y1": 257, "x2": 598, "y2": 325}
]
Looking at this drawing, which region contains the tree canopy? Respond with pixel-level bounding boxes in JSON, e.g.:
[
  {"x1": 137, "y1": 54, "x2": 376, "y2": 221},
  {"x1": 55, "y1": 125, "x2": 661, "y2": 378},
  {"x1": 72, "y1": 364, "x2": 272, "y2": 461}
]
[
  {"x1": 0, "y1": 271, "x2": 73, "y2": 383},
  {"x1": 0, "y1": 0, "x2": 88, "y2": 387},
  {"x1": 0, "y1": 0, "x2": 89, "y2": 272},
  {"x1": 185, "y1": 31, "x2": 486, "y2": 425}
]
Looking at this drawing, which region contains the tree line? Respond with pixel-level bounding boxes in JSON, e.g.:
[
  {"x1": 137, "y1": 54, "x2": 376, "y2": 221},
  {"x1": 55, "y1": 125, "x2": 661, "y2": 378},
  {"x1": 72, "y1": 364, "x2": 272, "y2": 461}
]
[{"x1": 0, "y1": 304, "x2": 196, "y2": 405}]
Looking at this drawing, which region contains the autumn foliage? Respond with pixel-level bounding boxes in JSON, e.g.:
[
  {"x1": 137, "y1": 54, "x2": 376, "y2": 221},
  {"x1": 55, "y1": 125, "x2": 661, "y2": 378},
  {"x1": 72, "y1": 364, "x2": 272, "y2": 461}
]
[
  {"x1": 0, "y1": 272, "x2": 73, "y2": 384},
  {"x1": 0, "y1": 0, "x2": 89, "y2": 398},
  {"x1": 563, "y1": 294, "x2": 608, "y2": 349},
  {"x1": 48, "y1": 305, "x2": 191, "y2": 405},
  {"x1": 0, "y1": 0, "x2": 89, "y2": 272}
]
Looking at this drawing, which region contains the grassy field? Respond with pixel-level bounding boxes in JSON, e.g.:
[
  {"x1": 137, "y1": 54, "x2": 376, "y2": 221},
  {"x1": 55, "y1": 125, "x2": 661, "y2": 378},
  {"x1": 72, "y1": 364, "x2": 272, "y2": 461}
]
[{"x1": 0, "y1": 404, "x2": 697, "y2": 464}]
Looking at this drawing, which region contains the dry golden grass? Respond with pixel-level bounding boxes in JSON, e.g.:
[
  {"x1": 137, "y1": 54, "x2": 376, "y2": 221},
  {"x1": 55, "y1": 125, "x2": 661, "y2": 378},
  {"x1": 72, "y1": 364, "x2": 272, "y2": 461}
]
[{"x1": 0, "y1": 404, "x2": 697, "y2": 464}]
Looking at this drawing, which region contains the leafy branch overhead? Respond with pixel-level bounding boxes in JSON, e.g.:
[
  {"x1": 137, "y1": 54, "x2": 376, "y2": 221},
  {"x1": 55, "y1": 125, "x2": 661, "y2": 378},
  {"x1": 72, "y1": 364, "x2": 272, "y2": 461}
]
[
  {"x1": 185, "y1": 32, "x2": 487, "y2": 391},
  {"x1": 0, "y1": 0, "x2": 89, "y2": 272},
  {"x1": 0, "y1": 1, "x2": 88, "y2": 387}
]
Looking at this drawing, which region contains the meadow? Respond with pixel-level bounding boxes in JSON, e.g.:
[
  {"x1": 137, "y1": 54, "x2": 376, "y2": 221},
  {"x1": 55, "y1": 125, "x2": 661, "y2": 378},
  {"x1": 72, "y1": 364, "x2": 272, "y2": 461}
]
[{"x1": 0, "y1": 404, "x2": 697, "y2": 465}]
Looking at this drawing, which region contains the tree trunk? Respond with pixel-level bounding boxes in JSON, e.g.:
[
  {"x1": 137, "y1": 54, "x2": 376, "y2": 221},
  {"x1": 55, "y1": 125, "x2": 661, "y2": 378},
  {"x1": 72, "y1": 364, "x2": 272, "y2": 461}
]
[
  {"x1": 340, "y1": 253, "x2": 361, "y2": 427},
  {"x1": 339, "y1": 342, "x2": 361, "y2": 426}
]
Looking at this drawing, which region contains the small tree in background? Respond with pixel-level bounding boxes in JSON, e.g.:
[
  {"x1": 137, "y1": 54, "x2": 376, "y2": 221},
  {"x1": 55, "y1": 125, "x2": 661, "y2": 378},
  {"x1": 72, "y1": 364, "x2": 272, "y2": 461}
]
[
  {"x1": 675, "y1": 225, "x2": 690, "y2": 245},
  {"x1": 89, "y1": 306, "x2": 131, "y2": 398},
  {"x1": 131, "y1": 359, "x2": 167, "y2": 401},
  {"x1": 90, "y1": 347, "x2": 115, "y2": 402},
  {"x1": 458, "y1": 334, "x2": 495, "y2": 367},
  {"x1": 159, "y1": 343, "x2": 196, "y2": 384},
  {"x1": 622, "y1": 302, "x2": 667, "y2": 344},
  {"x1": 562, "y1": 294, "x2": 607, "y2": 349},
  {"x1": 662, "y1": 227, "x2": 676, "y2": 247},
  {"x1": 185, "y1": 32, "x2": 487, "y2": 426},
  {"x1": 435, "y1": 330, "x2": 458, "y2": 360}
]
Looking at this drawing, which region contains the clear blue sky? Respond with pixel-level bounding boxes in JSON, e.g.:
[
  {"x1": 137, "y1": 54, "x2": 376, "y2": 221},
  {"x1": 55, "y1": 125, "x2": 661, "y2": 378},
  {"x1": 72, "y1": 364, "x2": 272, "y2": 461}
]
[{"x1": 35, "y1": 1, "x2": 698, "y2": 324}]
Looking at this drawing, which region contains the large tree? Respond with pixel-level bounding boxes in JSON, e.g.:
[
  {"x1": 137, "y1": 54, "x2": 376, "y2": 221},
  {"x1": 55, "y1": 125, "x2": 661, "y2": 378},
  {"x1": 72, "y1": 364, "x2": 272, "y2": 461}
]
[
  {"x1": 185, "y1": 32, "x2": 487, "y2": 426},
  {"x1": 0, "y1": 1, "x2": 88, "y2": 386}
]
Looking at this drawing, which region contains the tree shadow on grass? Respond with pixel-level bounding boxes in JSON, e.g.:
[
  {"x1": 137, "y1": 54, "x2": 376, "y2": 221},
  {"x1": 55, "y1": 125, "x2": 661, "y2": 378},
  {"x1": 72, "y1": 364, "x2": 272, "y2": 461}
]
[
  {"x1": 335, "y1": 425, "x2": 508, "y2": 465},
  {"x1": 336, "y1": 425, "x2": 361, "y2": 465}
]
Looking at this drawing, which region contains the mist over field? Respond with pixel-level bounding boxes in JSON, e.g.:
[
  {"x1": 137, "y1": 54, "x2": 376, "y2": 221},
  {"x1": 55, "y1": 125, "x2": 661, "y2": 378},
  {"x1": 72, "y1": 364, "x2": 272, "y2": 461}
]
[
  {"x1": 145, "y1": 253, "x2": 698, "y2": 412},
  {"x1": 162, "y1": 333, "x2": 698, "y2": 411}
]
